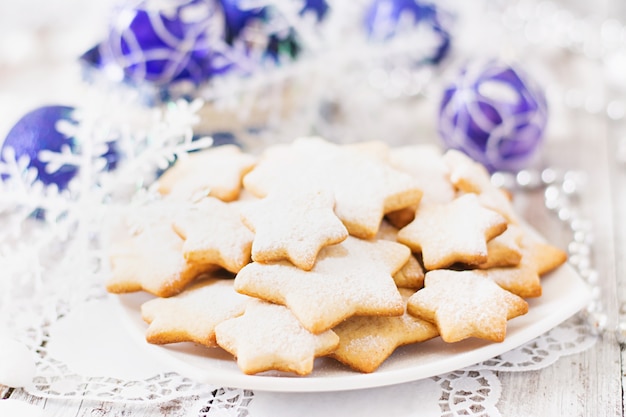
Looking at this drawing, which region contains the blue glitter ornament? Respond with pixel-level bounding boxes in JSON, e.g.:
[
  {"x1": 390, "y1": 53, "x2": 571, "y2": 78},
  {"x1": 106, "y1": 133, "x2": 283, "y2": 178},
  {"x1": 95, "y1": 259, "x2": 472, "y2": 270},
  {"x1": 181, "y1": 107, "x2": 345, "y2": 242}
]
[
  {"x1": 438, "y1": 60, "x2": 548, "y2": 172},
  {"x1": 99, "y1": 0, "x2": 226, "y2": 85},
  {"x1": 1, "y1": 106, "x2": 119, "y2": 190},
  {"x1": 364, "y1": 0, "x2": 451, "y2": 64}
]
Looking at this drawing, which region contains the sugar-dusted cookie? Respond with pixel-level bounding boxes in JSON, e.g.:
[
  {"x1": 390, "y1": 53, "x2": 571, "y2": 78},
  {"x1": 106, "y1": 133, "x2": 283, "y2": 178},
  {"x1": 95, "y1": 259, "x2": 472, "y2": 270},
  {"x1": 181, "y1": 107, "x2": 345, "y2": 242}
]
[
  {"x1": 486, "y1": 235, "x2": 567, "y2": 298},
  {"x1": 397, "y1": 193, "x2": 508, "y2": 270},
  {"x1": 478, "y1": 224, "x2": 524, "y2": 269},
  {"x1": 443, "y1": 149, "x2": 518, "y2": 223},
  {"x1": 240, "y1": 187, "x2": 348, "y2": 271},
  {"x1": 234, "y1": 236, "x2": 409, "y2": 334},
  {"x1": 330, "y1": 288, "x2": 438, "y2": 373},
  {"x1": 157, "y1": 145, "x2": 256, "y2": 202},
  {"x1": 243, "y1": 136, "x2": 422, "y2": 239},
  {"x1": 141, "y1": 277, "x2": 249, "y2": 347},
  {"x1": 377, "y1": 220, "x2": 424, "y2": 289},
  {"x1": 215, "y1": 299, "x2": 339, "y2": 375},
  {"x1": 407, "y1": 269, "x2": 528, "y2": 343},
  {"x1": 106, "y1": 202, "x2": 216, "y2": 297},
  {"x1": 173, "y1": 197, "x2": 254, "y2": 273}
]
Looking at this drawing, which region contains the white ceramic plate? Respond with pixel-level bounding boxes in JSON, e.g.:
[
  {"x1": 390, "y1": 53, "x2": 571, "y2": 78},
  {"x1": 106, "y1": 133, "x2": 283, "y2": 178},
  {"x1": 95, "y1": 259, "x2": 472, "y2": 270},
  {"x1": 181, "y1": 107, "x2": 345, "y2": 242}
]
[{"x1": 113, "y1": 258, "x2": 591, "y2": 393}]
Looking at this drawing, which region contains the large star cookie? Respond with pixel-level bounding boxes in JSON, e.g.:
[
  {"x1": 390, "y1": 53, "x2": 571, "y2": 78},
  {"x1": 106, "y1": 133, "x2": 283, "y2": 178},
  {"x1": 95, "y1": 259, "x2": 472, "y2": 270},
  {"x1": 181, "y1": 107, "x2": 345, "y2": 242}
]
[
  {"x1": 407, "y1": 269, "x2": 528, "y2": 342},
  {"x1": 157, "y1": 145, "x2": 256, "y2": 202},
  {"x1": 397, "y1": 193, "x2": 508, "y2": 270},
  {"x1": 243, "y1": 136, "x2": 422, "y2": 239},
  {"x1": 234, "y1": 236, "x2": 409, "y2": 333},
  {"x1": 107, "y1": 219, "x2": 216, "y2": 297},
  {"x1": 240, "y1": 187, "x2": 348, "y2": 270},
  {"x1": 173, "y1": 197, "x2": 254, "y2": 273},
  {"x1": 330, "y1": 288, "x2": 438, "y2": 373},
  {"x1": 215, "y1": 299, "x2": 339, "y2": 375},
  {"x1": 141, "y1": 278, "x2": 249, "y2": 347}
]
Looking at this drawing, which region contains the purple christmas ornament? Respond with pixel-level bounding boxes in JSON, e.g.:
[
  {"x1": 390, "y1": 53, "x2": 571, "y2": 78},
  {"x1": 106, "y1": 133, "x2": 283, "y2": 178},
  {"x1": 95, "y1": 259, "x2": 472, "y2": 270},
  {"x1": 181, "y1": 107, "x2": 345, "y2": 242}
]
[
  {"x1": 1, "y1": 106, "x2": 119, "y2": 190},
  {"x1": 364, "y1": 0, "x2": 451, "y2": 64},
  {"x1": 438, "y1": 60, "x2": 548, "y2": 172},
  {"x1": 1, "y1": 106, "x2": 79, "y2": 189},
  {"x1": 100, "y1": 0, "x2": 226, "y2": 85}
]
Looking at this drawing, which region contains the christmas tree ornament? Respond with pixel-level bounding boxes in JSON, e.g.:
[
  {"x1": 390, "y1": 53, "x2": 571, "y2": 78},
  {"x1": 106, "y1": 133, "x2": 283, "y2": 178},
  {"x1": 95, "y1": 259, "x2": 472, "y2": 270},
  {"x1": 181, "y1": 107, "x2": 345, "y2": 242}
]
[
  {"x1": 363, "y1": 0, "x2": 452, "y2": 65},
  {"x1": 98, "y1": 0, "x2": 226, "y2": 86},
  {"x1": 1, "y1": 106, "x2": 80, "y2": 190},
  {"x1": 1, "y1": 105, "x2": 121, "y2": 192},
  {"x1": 438, "y1": 59, "x2": 548, "y2": 172}
]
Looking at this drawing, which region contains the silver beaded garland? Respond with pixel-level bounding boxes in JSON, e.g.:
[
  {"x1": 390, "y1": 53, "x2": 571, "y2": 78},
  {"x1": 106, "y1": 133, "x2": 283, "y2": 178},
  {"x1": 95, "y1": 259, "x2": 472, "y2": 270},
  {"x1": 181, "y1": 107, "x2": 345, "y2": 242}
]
[{"x1": 492, "y1": 168, "x2": 609, "y2": 336}]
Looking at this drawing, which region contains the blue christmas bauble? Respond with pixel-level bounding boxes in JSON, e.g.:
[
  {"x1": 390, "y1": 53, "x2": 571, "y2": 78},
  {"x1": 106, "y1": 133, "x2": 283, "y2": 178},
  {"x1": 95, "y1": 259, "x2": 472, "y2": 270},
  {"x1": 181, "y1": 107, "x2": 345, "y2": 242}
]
[
  {"x1": 438, "y1": 60, "x2": 548, "y2": 172},
  {"x1": 100, "y1": 0, "x2": 226, "y2": 85},
  {"x1": 364, "y1": 0, "x2": 451, "y2": 64},
  {"x1": 1, "y1": 106, "x2": 79, "y2": 189},
  {"x1": 1, "y1": 106, "x2": 119, "y2": 190}
]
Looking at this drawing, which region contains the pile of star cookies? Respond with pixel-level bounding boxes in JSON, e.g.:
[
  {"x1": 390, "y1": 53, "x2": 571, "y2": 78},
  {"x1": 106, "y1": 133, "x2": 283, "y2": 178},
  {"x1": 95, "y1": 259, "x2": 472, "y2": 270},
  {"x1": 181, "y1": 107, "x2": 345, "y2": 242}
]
[{"x1": 105, "y1": 137, "x2": 567, "y2": 375}]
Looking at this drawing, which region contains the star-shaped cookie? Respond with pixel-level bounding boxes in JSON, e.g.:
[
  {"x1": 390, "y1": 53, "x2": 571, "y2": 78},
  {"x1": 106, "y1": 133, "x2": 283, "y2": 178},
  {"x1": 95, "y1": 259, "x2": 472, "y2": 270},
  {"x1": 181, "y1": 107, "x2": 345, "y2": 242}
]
[
  {"x1": 141, "y1": 277, "x2": 249, "y2": 347},
  {"x1": 485, "y1": 234, "x2": 567, "y2": 298},
  {"x1": 397, "y1": 193, "x2": 508, "y2": 270},
  {"x1": 157, "y1": 145, "x2": 256, "y2": 202},
  {"x1": 242, "y1": 137, "x2": 422, "y2": 239},
  {"x1": 407, "y1": 269, "x2": 528, "y2": 342},
  {"x1": 215, "y1": 299, "x2": 339, "y2": 375},
  {"x1": 106, "y1": 220, "x2": 216, "y2": 298},
  {"x1": 173, "y1": 197, "x2": 254, "y2": 273},
  {"x1": 330, "y1": 288, "x2": 438, "y2": 373},
  {"x1": 240, "y1": 187, "x2": 348, "y2": 270},
  {"x1": 234, "y1": 236, "x2": 409, "y2": 333}
]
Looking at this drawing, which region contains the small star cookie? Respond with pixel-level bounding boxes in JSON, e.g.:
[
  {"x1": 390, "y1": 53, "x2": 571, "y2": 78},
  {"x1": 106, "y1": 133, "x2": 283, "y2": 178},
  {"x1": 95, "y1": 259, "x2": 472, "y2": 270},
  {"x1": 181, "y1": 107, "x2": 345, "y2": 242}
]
[
  {"x1": 240, "y1": 187, "x2": 348, "y2": 270},
  {"x1": 407, "y1": 269, "x2": 529, "y2": 343},
  {"x1": 173, "y1": 197, "x2": 254, "y2": 273},
  {"x1": 141, "y1": 277, "x2": 249, "y2": 347},
  {"x1": 397, "y1": 193, "x2": 508, "y2": 270},
  {"x1": 157, "y1": 145, "x2": 256, "y2": 202},
  {"x1": 243, "y1": 137, "x2": 422, "y2": 239},
  {"x1": 107, "y1": 220, "x2": 216, "y2": 297},
  {"x1": 486, "y1": 235, "x2": 567, "y2": 298},
  {"x1": 330, "y1": 288, "x2": 438, "y2": 373},
  {"x1": 234, "y1": 236, "x2": 409, "y2": 333},
  {"x1": 215, "y1": 299, "x2": 339, "y2": 375}
]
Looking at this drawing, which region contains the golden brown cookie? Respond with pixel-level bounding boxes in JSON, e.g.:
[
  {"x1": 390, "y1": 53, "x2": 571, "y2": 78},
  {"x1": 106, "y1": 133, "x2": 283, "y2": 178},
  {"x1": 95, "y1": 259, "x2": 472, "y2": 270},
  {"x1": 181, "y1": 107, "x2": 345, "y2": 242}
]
[
  {"x1": 407, "y1": 269, "x2": 529, "y2": 343},
  {"x1": 106, "y1": 203, "x2": 216, "y2": 297},
  {"x1": 172, "y1": 197, "x2": 254, "y2": 273},
  {"x1": 242, "y1": 137, "x2": 422, "y2": 239},
  {"x1": 240, "y1": 187, "x2": 348, "y2": 271},
  {"x1": 330, "y1": 288, "x2": 438, "y2": 373},
  {"x1": 157, "y1": 145, "x2": 256, "y2": 202},
  {"x1": 397, "y1": 193, "x2": 508, "y2": 270},
  {"x1": 215, "y1": 299, "x2": 339, "y2": 375},
  {"x1": 234, "y1": 236, "x2": 409, "y2": 334},
  {"x1": 486, "y1": 234, "x2": 567, "y2": 298},
  {"x1": 141, "y1": 277, "x2": 248, "y2": 347}
]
